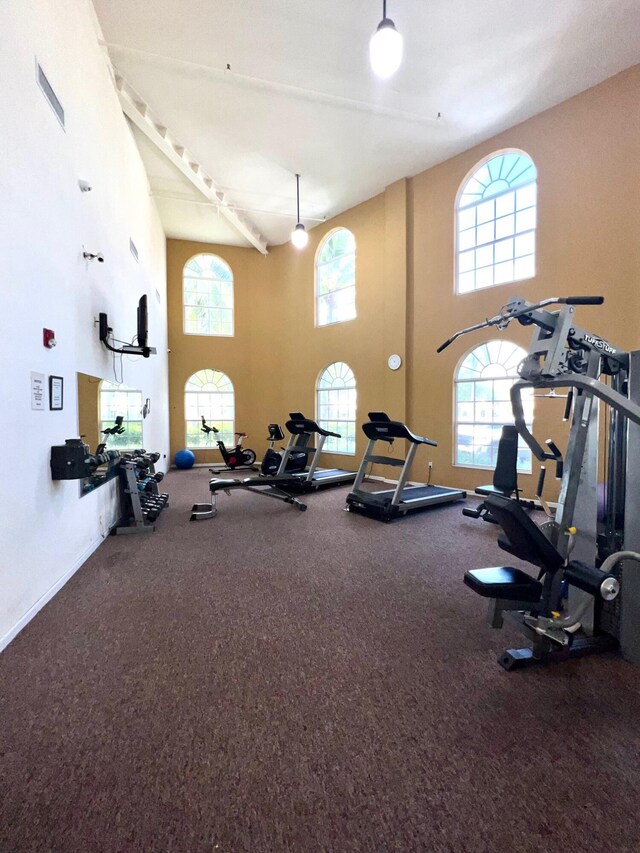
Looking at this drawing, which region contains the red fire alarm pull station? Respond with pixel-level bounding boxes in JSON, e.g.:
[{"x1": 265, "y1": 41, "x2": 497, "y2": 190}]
[{"x1": 43, "y1": 328, "x2": 57, "y2": 348}]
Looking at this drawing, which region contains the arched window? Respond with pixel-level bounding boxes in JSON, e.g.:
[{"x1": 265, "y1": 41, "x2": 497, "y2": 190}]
[
  {"x1": 316, "y1": 228, "x2": 356, "y2": 326},
  {"x1": 99, "y1": 381, "x2": 143, "y2": 450},
  {"x1": 456, "y1": 151, "x2": 537, "y2": 294},
  {"x1": 183, "y1": 253, "x2": 234, "y2": 336},
  {"x1": 316, "y1": 362, "x2": 357, "y2": 454},
  {"x1": 185, "y1": 369, "x2": 234, "y2": 449},
  {"x1": 454, "y1": 341, "x2": 533, "y2": 471}
]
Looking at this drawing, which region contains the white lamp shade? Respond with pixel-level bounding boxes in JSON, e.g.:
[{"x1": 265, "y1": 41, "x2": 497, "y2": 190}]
[
  {"x1": 291, "y1": 223, "x2": 309, "y2": 249},
  {"x1": 369, "y1": 20, "x2": 403, "y2": 79}
]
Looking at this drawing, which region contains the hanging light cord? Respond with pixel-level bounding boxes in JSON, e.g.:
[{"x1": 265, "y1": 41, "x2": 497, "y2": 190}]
[{"x1": 296, "y1": 174, "x2": 301, "y2": 224}]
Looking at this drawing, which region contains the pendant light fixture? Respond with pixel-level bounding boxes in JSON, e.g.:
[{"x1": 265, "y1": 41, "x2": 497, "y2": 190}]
[
  {"x1": 291, "y1": 174, "x2": 309, "y2": 249},
  {"x1": 369, "y1": 0, "x2": 403, "y2": 79}
]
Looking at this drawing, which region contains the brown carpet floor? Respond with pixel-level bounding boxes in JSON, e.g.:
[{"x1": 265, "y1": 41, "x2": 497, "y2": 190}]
[{"x1": 1, "y1": 468, "x2": 640, "y2": 853}]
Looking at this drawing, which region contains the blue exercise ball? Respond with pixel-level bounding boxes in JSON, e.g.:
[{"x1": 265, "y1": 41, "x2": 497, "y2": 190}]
[{"x1": 175, "y1": 449, "x2": 196, "y2": 470}]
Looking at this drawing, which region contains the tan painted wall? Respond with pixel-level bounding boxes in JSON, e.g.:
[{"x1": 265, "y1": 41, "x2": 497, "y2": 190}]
[
  {"x1": 167, "y1": 240, "x2": 286, "y2": 464},
  {"x1": 167, "y1": 181, "x2": 409, "y2": 469},
  {"x1": 410, "y1": 65, "x2": 640, "y2": 496},
  {"x1": 167, "y1": 66, "x2": 639, "y2": 495}
]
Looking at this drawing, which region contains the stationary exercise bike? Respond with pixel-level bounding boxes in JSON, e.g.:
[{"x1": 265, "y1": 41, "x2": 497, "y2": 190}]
[
  {"x1": 96, "y1": 415, "x2": 126, "y2": 455},
  {"x1": 200, "y1": 416, "x2": 257, "y2": 470}
]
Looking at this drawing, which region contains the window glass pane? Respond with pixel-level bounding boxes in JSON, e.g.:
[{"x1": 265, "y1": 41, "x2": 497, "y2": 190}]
[
  {"x1": 516, "y1": 207, "x2": 536, "y2": 233},
  {"x1": 494, "y1": 260, "x2": 514, "y2": 285},
  {"x1": 516, "y1": 184, "x2": 537, "y2": 210},
  {"x1": 99, "y1": 383, "x2": 143, "y2": 451},
  {"x1": 458, "y1": 207, "x2": 475, "y2": 231},
  {"x1": 494, "y1": 238, "x2": 514, "y2": 264},
  {"x1": 476, "y1": 199, "x2": 495, "y2": 225},
  {"x1": 185, "y1": 370, "x2": 235, "y2": 448},
  {"x1": 454, "y1": 340, "x2": 532, "y2": 472},
  {"x1": 476, "y1": 222, "x2": 494, "y2": 246},
  {"x1": 475, "y1": 266, "x2": 493, "y2": 290},
  {"x1": 458, "y1": 271, "x2": 475, "y2": 293},
  {"x1": 316, "y1": 362, "x2": 356, "y2": 454},
  {"x1": 458, "y1": 250, "x2": 475, "y2": 273},
  {"x1": 514, "y1": 255, "x2": 535, "y2": 280},
  {"x1": 316, "y1": 229, "x2": 356, "y2": 326},
  {"x1": 475, "y1": 245, "x2": 493, "y2": 269},
  {"x1": 495, "y1": 191, "x2": 515, "y2": 218},
  {"x1": 495, "y1": 214, "x2": 515, "y2": 240},
  {"x1": 183, "y1": 254, "x2": 234, "y2": 336},
  {"x1": 458, "y1": 229, "x2": 476, "y2": 252},
  {"x1": 456, "y1": 154, "x2": 536, "y2": 293}
]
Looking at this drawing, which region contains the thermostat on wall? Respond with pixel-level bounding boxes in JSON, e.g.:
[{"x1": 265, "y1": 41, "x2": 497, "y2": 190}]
[{"x1": 387, "y1": 354, "x2": 402, "y2": 371}]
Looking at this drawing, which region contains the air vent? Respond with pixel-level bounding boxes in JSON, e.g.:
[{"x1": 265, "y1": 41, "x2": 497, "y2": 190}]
[
  {"x1": 36, "y1": 61, "x2": 64, "y2": 129},
  {"x1": 129, "y1": 238, "x2": 139, "y2": 262}
]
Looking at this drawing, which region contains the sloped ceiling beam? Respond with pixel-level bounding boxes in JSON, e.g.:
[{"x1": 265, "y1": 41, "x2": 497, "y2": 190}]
[{"x1": 114, "y1": 72, "x2": 269, "y2": 254}]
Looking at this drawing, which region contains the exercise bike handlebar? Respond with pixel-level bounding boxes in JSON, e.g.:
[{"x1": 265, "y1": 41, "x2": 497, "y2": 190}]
[
  {"x1": 436, "y1": 295, "x2": 604, "y2": 353},
  {"x1": 200, "y1": 416, "x2": 220, "y2": 434}
]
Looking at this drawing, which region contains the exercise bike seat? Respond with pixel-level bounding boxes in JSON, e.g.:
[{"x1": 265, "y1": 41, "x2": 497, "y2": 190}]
[
  {"x1": 235, "y1": 432, "x2": 247, "y2": 438},
  {"x1": 464, "y1": 567, "x2": 543, "y2": 603}
]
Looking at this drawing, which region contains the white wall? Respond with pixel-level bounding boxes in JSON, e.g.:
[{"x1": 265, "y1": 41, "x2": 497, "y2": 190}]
[{"x1": 0, "y1": 0, "x2": 169, "y2": 648}]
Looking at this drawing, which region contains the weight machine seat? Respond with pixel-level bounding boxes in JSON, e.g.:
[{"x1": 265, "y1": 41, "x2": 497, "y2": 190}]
[
  {"x1": 464, "y1": 567, "x2": 543, "y2": 603},
  {"x1": 484, "y1": 493, "x2": 564, "y2": 573},
  {"x1": 475, "y1": 484, "x2": 513, "y2": 498}
]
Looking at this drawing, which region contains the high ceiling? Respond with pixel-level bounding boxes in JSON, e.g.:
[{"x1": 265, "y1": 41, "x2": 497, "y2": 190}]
[{"x1": 93, "y1": 0, "x2": 640, "y2": 249}]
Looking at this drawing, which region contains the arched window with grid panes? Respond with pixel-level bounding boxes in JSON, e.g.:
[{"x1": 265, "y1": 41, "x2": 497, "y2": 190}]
[
  {"x1": 316, "y1": 228, "x2": 356, "y2": 326},
  {"x1": 456, "y1": 151, "x2": 537, "y2": 293},
  {"x1": 316, "y1": 362, "x2": 357, "y2": 454},
  {"x1": 99, "y1": 381, "x2": 143, "y2": 450},
  {"x1": 454, "y1": 340, "x2": 533, "y2": 471},
  {"x1": 185, "y1": 369, "x2": 235, "y2": 449},
  {"x1": 183, "y1": 254, "x2": 234, "y2": 336}
]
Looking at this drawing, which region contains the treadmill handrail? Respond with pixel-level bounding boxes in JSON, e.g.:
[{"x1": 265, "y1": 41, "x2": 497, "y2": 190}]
[
  {"x1": 286, "y1": 414, "x2": 341, "y2": 438},
  {"x1": 362, "y1": 419, "x2": 437, "y2": 446}
]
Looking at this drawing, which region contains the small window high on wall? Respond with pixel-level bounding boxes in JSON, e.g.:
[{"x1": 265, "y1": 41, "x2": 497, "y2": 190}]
[
  {"x1": 185, "y1": 369, "x2": 234, "y2": 449},
  {"x1": 316, "y1": 228, "x2": 356, "y2": 326},
  {"x1": 454, "y1": 341, "x2": 533, "y2": 472},
  {"x1": 99, "y1": 381, "x2": 143, "y2": 450},
  {"x1": 316, "y1": 362, "x2": 357, "y2": 454},
  {"x1": 183, "y1": 254, "x2": 234, "y2": 336},
  {"x1": 456, "y1": 151, "x2": 537, "y2": 294}
]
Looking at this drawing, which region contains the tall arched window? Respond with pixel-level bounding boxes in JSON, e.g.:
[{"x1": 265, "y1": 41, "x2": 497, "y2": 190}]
[
  {"x1": 183, "y1": 254, "x2": 234, "y2": 336},
  {"x1": 99, "y1": 381, "x2": 143, "y2": 450},
  {"x1": 456, "y1": 151, "x2": 537, "y2": 294},
  {"x1": 316, "y1": 228, "x2": 356, "y2": 326},
  {"x1": 316, "y1": 362, "x2": 357, "y2": 454},
  {"x1": 185, "y1": 369, "x2": 235, "y2": 449},
  {"x1": 454, "y1": 341, "x2": 533, "y2": 471}
]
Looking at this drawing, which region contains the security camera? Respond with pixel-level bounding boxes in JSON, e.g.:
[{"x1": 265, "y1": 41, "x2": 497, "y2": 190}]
[
  {"x1": 83, "y1": 251, "x2": 104, "y2": 263},
  {"x1": 78, "y1": 180, "x2": 92, "y2": 193}
]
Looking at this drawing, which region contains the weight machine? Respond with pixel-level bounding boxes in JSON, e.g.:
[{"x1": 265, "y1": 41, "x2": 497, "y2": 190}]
[{"x1": 439, "y1": 295, "x2": 640, "y2": 668}]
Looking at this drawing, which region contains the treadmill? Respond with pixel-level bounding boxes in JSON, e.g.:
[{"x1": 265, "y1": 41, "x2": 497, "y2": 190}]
[
  {"x1": 276, "y1": 413, "x2": 357, "y2": 491},
  {"x1": 345, "y1": 412, "x2": 466, "y2": 521}
]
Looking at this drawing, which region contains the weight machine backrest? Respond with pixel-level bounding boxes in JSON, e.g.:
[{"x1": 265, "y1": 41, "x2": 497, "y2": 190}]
[
  {"x1": 484, "y1": 493, "x2": 564, "y2": 574},
  {"x1": 492, "y1": 426, "x2": 519, "y2": 494}
]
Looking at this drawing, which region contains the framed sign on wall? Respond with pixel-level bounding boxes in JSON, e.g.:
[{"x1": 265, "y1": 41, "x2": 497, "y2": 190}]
[{"x1": 49, "y1": 375, "x2": 64, "y2": 410}]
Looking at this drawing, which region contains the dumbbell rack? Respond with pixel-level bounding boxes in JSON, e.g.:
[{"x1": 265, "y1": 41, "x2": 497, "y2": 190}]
[{"x1": 113, "y1": 453, "x2": 169, "y2": 535}]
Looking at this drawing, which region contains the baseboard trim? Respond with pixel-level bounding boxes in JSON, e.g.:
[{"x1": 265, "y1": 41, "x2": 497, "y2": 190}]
[{"x1": 0, "y1": 535, "x2": 106, "y2": 653}]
